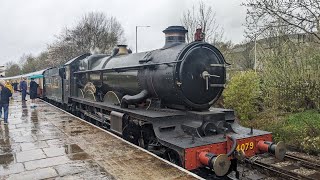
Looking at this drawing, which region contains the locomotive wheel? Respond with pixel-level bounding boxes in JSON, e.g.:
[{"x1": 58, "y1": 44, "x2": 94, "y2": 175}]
[
  {"x1": 79, "y1": 89, "x2": 84, "y2": 98},
  {"x1": 103, "y1": 91, "x2": 120, "y2": 105},
  {"x1": 163, "y1": 149, "x2": 182, "y2": 166},
  {"x1": 84, "y1": 90, "x2": 96, "y2": 101},
  {"x1": 83, "y1": 82, "x2": 96, "y2": 94}
]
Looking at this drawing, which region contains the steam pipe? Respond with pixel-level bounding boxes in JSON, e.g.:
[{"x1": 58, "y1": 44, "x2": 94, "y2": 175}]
[
  {"x1": 76, "y1": 60, "x2": 183, "y2": 74},
  {"x1": 227, "y1": 136, "x2": 237, "y2": 157},
  {"x1": 121, "y1": 89, "x2": 149, "y2": 108}
]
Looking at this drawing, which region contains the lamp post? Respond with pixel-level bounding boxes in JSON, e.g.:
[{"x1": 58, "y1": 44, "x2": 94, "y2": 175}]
[{"x1": 136, "y1": 25, "x2": 151, "y2": 53}]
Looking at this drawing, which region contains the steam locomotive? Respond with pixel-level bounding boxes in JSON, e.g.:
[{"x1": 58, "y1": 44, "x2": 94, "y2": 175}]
[{"x1": 15, "y1": 26, "x2": 287, "y2": 178}]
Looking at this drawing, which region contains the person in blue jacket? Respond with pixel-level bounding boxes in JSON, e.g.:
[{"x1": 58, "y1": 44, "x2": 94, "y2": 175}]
[
  {"x1": 20, "y1": 78, "x2": 27, "y2": 101},
  {"x1": 0, "y1": 79, "x2": 12, "y2": 125}
]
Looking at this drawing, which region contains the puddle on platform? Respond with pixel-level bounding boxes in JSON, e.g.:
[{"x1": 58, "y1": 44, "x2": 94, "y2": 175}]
[
  {"x1": 64, "y1": 144, "x2": 89, "y2": 160},
  {"x1": 31, "y1": 129, "x2": 39, "y2": 134},
  {"x1": 70, "y1": 130, "x2": 88, "y2": 136},
  {"x1": 0, "y1": 153, "x2": 14, "y2": 165},
  {"x1": 31, "y1": 117, "x2": 38, "y2": 121},
  {"x1": 21, "y1": 107, "x2": 29, "y2": 119},
  {"x1": 45, "y1": 113, "x2": 56, "y2": 115},
  {"x1": 31, "y1": 111, "x2": 39, "y2": 124},
  {"x1": 60, "y1": 115, "x2": 71, "y2": 119},
  {"x1": 0, "y1": 138, "x2": 10, "y2": 146},
  {"x1": 0, "y1": 147, "x2": 12, "y2": 154},
  {"x1": 68, "y1": 152, "x2": 90, "y2": 160},
  {"x1": 85, "y1": 160, "x2": 112, "y2": 177},
  {"x1": 62, "y1": 119, "x2": 73, "y2": 124},
  {"x1": 64, "y1": 144, "x2": 84, "y2": 154}
]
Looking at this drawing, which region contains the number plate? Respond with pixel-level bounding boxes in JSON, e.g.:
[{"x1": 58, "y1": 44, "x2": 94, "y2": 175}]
[{"x1": 236, "y1": 142, "x2": 254, "y2": 151}]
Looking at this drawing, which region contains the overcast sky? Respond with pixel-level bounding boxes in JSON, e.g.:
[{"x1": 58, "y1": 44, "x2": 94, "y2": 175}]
[{"x1": 0, "y1": 0, "x2": 247, "y2": 65}]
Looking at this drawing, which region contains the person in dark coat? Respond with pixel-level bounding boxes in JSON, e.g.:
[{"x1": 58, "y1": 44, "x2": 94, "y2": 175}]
[
  {"x1": 0, "y1": 80, "x2": 12, "y2": 125},
  {"x1": 20, "y1": 78, "x2": 27, "y2": 101},
  {"x1": 29, "y1": 78, "x2": 38, "y2": 108},
  {"x1": 12, "y1": 81, "x2": 19, "y2": 92}
]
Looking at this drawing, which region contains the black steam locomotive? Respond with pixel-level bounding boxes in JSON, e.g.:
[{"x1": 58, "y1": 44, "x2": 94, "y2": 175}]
[{"x1": 43, "y1": 26, "x2": 286, "y2": 177}]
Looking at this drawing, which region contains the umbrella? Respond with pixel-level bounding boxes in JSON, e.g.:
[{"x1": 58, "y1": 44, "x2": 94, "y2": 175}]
[{"x1": 28, "y1": 74, "x2": 43, "y2": 79}]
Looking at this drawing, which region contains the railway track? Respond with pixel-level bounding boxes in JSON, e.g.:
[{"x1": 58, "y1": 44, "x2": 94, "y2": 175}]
[
  {"x1": 284, "y1": 153, "x2": 320, "y2": 171},
  {"x1": 246, "y1": 153, "x2": 320, "y2": 180}
]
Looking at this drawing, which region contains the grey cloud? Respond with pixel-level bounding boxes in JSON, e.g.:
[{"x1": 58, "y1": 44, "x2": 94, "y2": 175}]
[{"x1": 0, "y1": 0, "x2": 246, "y2": 65}]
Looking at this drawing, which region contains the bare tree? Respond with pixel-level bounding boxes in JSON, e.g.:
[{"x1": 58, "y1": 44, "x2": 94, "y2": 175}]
[
  {"x1": 48, "y1": 12, "x2": 125, "y2": 65},
  {"x1": 47, "y1": 40, "x2": 80, "y2": 66},
  {"x1": 244, "y1": 0, "x2": 320, "y2": 42},
  {"x1": 5, "y1": 61, "x2": 21, "y2": 77},
  {"x1": 34, "y1": 51, "x2": 52, "y2": 69},
  {"x1": 63, "y1": 12, "x2": 124, "y2": 53},
  {"x1": 181, "y1": 1, "x2": 224, "y2": 44},
  {"x1": 20, "y1": 54, "x2": 37, "y2": 74}
]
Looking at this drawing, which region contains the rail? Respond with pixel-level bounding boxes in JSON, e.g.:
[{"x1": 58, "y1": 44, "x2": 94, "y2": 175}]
[
  {"x1": 284, "y1": 153, "x2": 320, "y2": 171},
  {"x1": 246, "y1": 154, "x2": 320, "y2": 180}
]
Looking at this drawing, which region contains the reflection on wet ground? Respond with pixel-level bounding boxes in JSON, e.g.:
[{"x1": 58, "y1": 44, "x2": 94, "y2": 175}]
[
  {"x1": 64, "y1": 144, "x2": 84, "y2": 154},
  {"x1": 0, "y1": 153, "x2": 14, "y2": 165},
  {"x1": 0, "y1": 94, "x2": 199, "y2": 180}
]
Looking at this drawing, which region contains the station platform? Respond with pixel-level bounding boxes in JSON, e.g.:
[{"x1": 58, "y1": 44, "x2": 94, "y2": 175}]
[{"x1": 0, "y1": 94, "x2": 202, "y2": 180}]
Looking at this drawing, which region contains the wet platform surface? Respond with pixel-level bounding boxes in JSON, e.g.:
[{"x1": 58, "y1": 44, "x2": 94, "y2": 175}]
[{"x1": 0, "y1": 94, "x2": 201, "y2": 180}]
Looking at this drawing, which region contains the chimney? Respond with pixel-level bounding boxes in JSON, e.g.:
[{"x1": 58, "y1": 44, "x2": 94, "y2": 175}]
[
  {"x1": 117, "y1": 45, "x2": 129, "y2": 55},
  {"x1": 163, "y1": 26, "x2": 188, "y2": 48}
]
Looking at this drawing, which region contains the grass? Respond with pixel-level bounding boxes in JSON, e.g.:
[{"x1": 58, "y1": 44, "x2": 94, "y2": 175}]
[{"x1": 241, "y1": 110, "x2": 320, "y2": 155}]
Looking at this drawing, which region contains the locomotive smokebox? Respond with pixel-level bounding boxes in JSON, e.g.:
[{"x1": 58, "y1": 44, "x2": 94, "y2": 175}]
[{"x1": 163, "y1": 26, "x2": 188, "y2": 48}]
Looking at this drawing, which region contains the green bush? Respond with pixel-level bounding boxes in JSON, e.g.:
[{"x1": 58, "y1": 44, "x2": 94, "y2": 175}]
[
  {"x1": 266, "y1": 110, "x2": 320, "y2": 154},
  {"x1": 223, "y1": 71, "x2": 260, "y2": 121},
  {"x1": 242, "y1": 109, "x2": 320, "y2": 154},
  {"x1": 260, "y1": 44, "x2": 320, "y2": 112}
]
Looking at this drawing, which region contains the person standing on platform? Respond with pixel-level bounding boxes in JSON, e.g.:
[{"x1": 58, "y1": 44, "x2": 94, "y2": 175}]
[
  {"x1": 12, "y1": 81, "x2": 19, "y2": 92},
  {"x1": 29, "y1": 78, "x2": 38, "y2": 108},
  {"x1": 5, "y1": 81, "x2": 14, "y2": 100},
  {"x1": 0, "y1": 80, "x2": 12, "y2": 125},
  {"x1": 20, "y1": 78, "x2": 27, "y2": 101}
]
